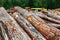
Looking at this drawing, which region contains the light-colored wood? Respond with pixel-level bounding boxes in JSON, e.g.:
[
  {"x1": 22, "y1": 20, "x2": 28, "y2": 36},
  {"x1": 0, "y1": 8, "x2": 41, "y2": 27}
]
[
  {"x1": 0, "y1": 7, "x2": 31, "y2": 40},
  {"x1": 14, "y1": 6, "x2": 60, "y2": 40},
  {"x1": 9, "y1": 12, "x2": 46, "y2": 40},
  {"x1": 0, "y1": 21, "x2": 9, "y2": 40},
  {"x1": 42, "y1": 11, "x2": 60, "y2": 20},
  {"x1": 36, "y1": 12, "x2": 60, "y2": 24}
]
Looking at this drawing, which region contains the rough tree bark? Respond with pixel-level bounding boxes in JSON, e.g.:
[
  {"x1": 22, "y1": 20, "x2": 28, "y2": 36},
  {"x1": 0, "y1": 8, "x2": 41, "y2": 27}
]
[
  {"x1": 14, "y1": 6, "x2": 60, "y2": 40},
  {"x1": 33, "y1": 13, "x2": 60, "y2": 28},
  {"x1": 36, "y1": 12, "x2": 60, "y2": 24},
  {"x1": 0, "y1": 21, "x2": 9, "y2": 40},
  {"x1": 43, "y1": 20, "x2": 60, "y2": 28},
  {"x1": 0, "y1": 35, "x2": 3, "y2": 40},
  {"x1": 42, "y1": 11, "x2": 60, "y2": 20},
  {"x1": 0, "y1": 27, "x2": 3, "y2": 40},
  {"x1": 9, "y1": 12, "x2": 46, "y2": 40},
  {"x1": 0, "y1": 7, "x2": 31, "y2": 40}
]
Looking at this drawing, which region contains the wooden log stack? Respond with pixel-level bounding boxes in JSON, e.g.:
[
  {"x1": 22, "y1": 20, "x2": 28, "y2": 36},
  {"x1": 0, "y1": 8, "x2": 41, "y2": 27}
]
[
  {"x1": 0, "y1": 7, "x2": 31, "y2": 40},
  {"x1": 9, "y1": 11, "x2": 46, "y2": 40},
  {"x1": 0, "y1": 6, "x2": 60, "y2": 40},
  {"x1": 14, "y1": 6, "x2": 60, "y2": 40}
]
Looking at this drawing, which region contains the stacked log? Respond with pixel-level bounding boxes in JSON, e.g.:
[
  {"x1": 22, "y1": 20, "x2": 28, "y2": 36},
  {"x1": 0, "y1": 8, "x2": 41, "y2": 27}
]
[
  {"x1": 0, "y1": 35, "x2": 3, "y2": 40},
  {"x1": 14, "y1": 6, "x2": 60, "y2": 40},
  {"x1": 0, "y1": 7, "x2": 31, "y2": 40},
  {"x1": 0, "y1": 25, "x2": 3, "y2": 40},
  {"x1": 8, "y1": 11, "x2": 46, "y2": 40},
  {"x1": 0, "y1": 21, "x2": 9, "y2": 40},
  {"x1": 43, "y1": 19, "x2": 60, "y2": 28},
  {"x1": 35, "y1": 12, "x2": 60, "y2": 24},
  {"x1": 35, "y1": 12, "x2": 60, "y2": 28},
  {"x1": 43, "y1": 11, "x2": 60, "y2": 20},
  {"x1": 0, "y1": 6, "x2": 60, "y2": 40}
]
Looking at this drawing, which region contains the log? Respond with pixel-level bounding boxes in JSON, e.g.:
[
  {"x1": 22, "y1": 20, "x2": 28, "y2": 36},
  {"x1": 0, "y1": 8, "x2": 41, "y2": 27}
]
[
  {"x1": 0, "y1": 7, "x2": 31, "y2": 40},
  {"x1": 51, "y1": 10, "x2": 60, "y2": 15},
  {"x1": 32, "y1": 14, "x2": 60, "y2": 35},
  {"x1": 48, "y1": 10, "x2": 60, "y2": 15},
  {"x1": 47, "y1": 23, "x2": 60, "y2": 28},
  {"x1": 27, "y1": 14, "x2": 60, "y2": 40},
  {"x1": 9, "y1": 12, "x2": 46, "y2": 40},
  {"x1": 14, "y1": 6, "x2": 60, "y2": 40},
  {"x1": 33, "y1": 12, "x2": 60, "y2": 39},
  {"x1": 42, "y1": 11, "x2": 60, "y2": 20},
  {"x1": 0, "y1": 21, "x2": 9, "y2": 40},
  {"x1": 14, "y1": 6, "x2": 32, "y2": 17},
  {"x1": 0, "y1": 27, "x2": 3, "y2": 40},
  {"x1": 43, "y1": 20, "x2": 60, "y2": 28},
  {"x1": 33, "y1": 13, "x2": 60, "y2": 28},
  {"x1": 0, "y1": 35, "x2": 3, "y2": 40},
  {"x1": 36, "y1": 12, "x2": 60, "y2": 24},
  {"x1": 27, "y1": 15, "x2": 55, "y2": 40}
]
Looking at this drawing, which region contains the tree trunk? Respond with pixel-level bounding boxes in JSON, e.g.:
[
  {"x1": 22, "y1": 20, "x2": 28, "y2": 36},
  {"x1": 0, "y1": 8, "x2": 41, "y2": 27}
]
[
  {"x1": 43, "y1": 20, "x2": 60, "y2": 28},
  {"x1": 0, "y1": 27, "x2": 3, "y2": 40},
  {"x1": 0, "y1": 35, "x2": 3, "y2": 40},
  {"x1": 33, "y1": 13, "x2": 60, "y2": 28},
  {"x1": 14, "y1": 6, "x2": 60, "y2": 40},
  {"x1": 9, "y1": 12, "x2": 46, "y2": 40},
  {"x1": 0, "y1": 21, "x2": 9, "y2": 40},
  {"x1": 42, "y1": 11, "x2": 60, "y2": 20},
  {"x1": 36, "y1": 12, "x2": 60, "y2": 24},
  {"x1": 0, "y1": 7, "x2": 31, "y2": 40}
]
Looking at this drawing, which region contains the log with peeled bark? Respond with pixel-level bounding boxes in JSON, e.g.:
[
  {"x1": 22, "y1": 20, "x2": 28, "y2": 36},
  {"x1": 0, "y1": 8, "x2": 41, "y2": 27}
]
[
  {"x1": 14, "y1": 6, "x2": 32, "y2": 17},
  {"x1": 51, "y1": 10, "x2": 60, "y2": 16},
  {"x1": 9, "y1": 11, "x2": 46, "y2": 40},
  {"x1": 14, "y1": 6, "x2": 60, "y2": 40},
  {"x1": 47, "y1": 10, "x2": 60, "y2": 15},
  {"x1": 27, "y1": 15, "x2": 54, "y2": 39},
  {"x1": 34, "y1": 13, "x2": 60, "y2": 28},
  {"x1": 32, "y1": 12, "x2": 60, "y2": 36},
  {"x1": 55, "y1": 12, "x2": 60, "y2": 15},
  {"x1": 47, "y1": 23, "x2": 60, "y2": 28},
  {"x1": 33, "y1": 15, "x2": 60, "y2": 40},
  {"x1": 43, "y1": 20, "x2": 60, "y2": 28},
  {"x1": 35, "y1": 12, "x2": 60, "y2": 24},
  {"x1": 42, "y1": 11, "x2": 60, "y2": 20},
  {"x1": 0, "y1": 35, "x2": 3, "y2": 40},
  {"x1": 0, "y1": 27, "x2": 3, "y2": 40},
  {"x1": 27, "y1": 14, "x2": 60, "y2": 40},
  {"x1": 0, "y1": 21, "x2": 9, "y2": 40},
  {"x1": 54, "y1": 8, "x2": 60, "y2": 13},
  {"x1": 31, "y1": 15, "x2": 60, "y2": 28},
  {"x1": 0, "y1": 7, "x2": 31, "y2": 40},
  {"x1": 31, "y1": 13, "x2": 60, "y2": 36}
]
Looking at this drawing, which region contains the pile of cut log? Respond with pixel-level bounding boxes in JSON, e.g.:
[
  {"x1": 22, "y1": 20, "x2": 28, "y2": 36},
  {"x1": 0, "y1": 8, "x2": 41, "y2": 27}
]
[{"x1": 0, "y1": 7, "x2": 60, "y2": 40}]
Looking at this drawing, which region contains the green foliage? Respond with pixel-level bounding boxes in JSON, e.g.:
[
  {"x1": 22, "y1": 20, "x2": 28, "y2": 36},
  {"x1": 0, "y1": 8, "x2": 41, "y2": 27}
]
[
  {"x1": 0, "y1": 0, "x2": 29, "y2": 9},
  {"x1": 0, "y1": 0, "x2": 60, "y2": 9},
  {"x1": 29, "y1": 0, "x2": 60, "y2": 9}
]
